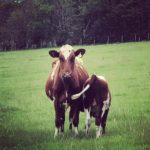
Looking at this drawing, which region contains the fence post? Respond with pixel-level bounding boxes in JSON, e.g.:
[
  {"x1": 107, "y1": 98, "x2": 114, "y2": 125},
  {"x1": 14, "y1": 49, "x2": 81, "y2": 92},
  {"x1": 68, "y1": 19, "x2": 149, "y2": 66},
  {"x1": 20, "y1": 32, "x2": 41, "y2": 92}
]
[
  {"x1": 134, "y1": 33, "x2": 137, "y2": 41},
  {"x1": 93, "y1": 39, "x2": 95, "y2": 44},
  {"x1": 121, "y1": 35, "x2": 124, "y2": 42},
  {"x1": 138, "y1": 36, "x2": 140, "y2": 41},
  {"x1": 107, "y1": 36, "x2": 110, "y2": 44}
]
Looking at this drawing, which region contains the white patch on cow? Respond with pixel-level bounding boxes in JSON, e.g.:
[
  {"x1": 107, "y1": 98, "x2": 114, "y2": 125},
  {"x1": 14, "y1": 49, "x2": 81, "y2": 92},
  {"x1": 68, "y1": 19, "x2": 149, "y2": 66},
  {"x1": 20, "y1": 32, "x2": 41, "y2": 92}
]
[
  {"x1": 60, "y1": 44, "x2": 74, "y2": 60},
  {"x1": 74, "y1": 127, "x2": 78, "y2": 135},
  {"x1": 51, "y1": 61, "x2": 59, "y2": 80},
  {"x1": 71, "y1": 84, "x2": 90, "y2": 100},
  {"x1": 92, "y1": 99, "x2": 97, "y2": 106},
  {"x1": 97, "y1": 75, "x2": 106, "y2": 81},
  {"x1": 84, "y1": 108, "x2": 91, "y2": 134},
  {"x1": 54, "y1": 127, "x2": 59, "y2": 138},
  {"x1": 75, "y1": 60, "x2": 84, "y2": 73},
  {"x1": 63, "y1": 101, "x2": 69, "y2": 111},
  {"x1": 52, "y1": 96, "x2": 55, "y2": 101},
  {"x1": 96, "y1": 125, "x2": 103, "y2": 138},
  {"x1": 48, "y1": 90, "x2": 51, "y2": 96},
  {"x1": 82, "y1": 93, "x2": 86, "y2": 100},
  {"x1": 49, "y1": 90, "x2": 55, "y2": 101},
  {"x1": 76, "y1": 56, "x2": 83, "y2": 66},
  {"x1": 61, "y1": 91, "x2": 69, "y2": 110},
  {"x1": 65, "y1": 91, "x2": 68, "y2": 98},
  {"x1": 85, "y1": 108, "x2": 91, "y2": 121},
  {"x1": 101, "y1": 93, "x2": 110, "y2": 118}
]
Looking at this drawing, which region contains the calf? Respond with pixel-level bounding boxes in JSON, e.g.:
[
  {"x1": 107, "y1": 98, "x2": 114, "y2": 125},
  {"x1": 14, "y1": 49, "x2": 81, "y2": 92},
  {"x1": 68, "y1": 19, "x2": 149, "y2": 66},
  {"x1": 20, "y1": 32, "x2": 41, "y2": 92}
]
[{"x1": 72, "y1": 74, "x2": 111, "y2": 138}]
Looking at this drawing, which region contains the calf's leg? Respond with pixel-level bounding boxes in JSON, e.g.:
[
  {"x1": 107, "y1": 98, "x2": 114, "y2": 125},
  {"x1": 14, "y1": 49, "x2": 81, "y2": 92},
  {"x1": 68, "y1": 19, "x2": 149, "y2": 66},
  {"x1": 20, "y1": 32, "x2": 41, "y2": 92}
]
[
  {"x1": 101, "y1": 109, "x2": 109, "y2": 134},
  {"x1": 84, "y1": 108, "x2": 91, "y2": 135},
  {"x1": 95, "y1": 105, "x2": 103, "y2": 138}
]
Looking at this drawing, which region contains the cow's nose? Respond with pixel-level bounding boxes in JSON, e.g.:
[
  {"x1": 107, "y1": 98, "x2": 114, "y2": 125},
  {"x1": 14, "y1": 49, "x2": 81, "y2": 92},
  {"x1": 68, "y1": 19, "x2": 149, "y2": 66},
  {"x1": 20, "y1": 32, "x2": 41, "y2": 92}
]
[{"x1": 63, "y1": 72, "x2": 72, "y2": 78}]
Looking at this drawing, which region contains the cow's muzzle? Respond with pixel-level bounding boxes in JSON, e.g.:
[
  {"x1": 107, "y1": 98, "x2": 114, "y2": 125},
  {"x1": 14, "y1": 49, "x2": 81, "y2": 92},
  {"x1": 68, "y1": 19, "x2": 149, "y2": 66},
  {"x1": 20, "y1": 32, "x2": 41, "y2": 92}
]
[{"x1": 63, "y1": 72, "x2": 72, "y2": 79}]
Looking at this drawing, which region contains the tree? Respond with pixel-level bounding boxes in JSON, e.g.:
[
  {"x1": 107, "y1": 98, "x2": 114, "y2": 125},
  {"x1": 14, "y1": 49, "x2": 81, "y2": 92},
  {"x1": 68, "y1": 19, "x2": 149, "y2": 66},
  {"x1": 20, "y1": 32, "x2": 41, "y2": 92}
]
[{"x1": 0, "y1": 0, "x2": 150, "y2": 51}]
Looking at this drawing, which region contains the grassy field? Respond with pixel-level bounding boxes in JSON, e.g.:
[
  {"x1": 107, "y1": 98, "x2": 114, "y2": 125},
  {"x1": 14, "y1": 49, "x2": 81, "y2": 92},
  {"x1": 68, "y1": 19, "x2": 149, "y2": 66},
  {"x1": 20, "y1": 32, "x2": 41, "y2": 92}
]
[{"x1": 0, "y1": 42, "x2": 150, "y2": 150}]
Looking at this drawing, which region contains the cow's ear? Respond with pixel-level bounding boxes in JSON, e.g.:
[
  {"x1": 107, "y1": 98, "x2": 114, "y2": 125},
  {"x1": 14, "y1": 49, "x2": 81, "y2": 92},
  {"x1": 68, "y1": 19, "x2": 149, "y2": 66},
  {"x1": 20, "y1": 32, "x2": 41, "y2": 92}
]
[
  {"x1": 49, "y1": 50, "x2": 59, "y2": 58},
  {"x1": 75, "y1": 49, "x2": 86, "y2": 57}
]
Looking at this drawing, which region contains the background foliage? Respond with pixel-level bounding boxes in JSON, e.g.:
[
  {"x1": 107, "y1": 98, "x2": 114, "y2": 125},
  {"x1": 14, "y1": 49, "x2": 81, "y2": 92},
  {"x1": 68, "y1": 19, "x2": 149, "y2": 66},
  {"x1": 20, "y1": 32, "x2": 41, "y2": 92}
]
[{"x1": 0, "y1": 0, "x2": 150, "y2": 51}]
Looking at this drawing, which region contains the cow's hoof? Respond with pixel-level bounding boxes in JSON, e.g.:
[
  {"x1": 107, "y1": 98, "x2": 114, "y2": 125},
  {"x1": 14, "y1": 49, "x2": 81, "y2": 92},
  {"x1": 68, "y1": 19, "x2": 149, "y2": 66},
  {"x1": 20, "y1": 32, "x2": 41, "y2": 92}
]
[
  {"x1": 96, "y1": 130, "x2": 102, "y2": 138},
  {"x1": 96, "y1": 126, "x2": 103, "y2": 138},
  {"x1": 54, "y1": 127, "x2": 59, "y2": 138},
  {"x1": 74, "y1": 127, "x2": 78, "y2": 136},
  {"x1": 60, "y1": 132, "x2": 64, "y2": 137}
]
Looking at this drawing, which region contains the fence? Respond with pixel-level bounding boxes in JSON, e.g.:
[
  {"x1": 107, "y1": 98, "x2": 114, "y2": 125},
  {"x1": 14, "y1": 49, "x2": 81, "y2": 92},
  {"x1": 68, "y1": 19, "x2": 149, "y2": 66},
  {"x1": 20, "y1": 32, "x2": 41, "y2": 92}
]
[{"x1": 0, "y1": 32, "x2": 150, "y2": 51}]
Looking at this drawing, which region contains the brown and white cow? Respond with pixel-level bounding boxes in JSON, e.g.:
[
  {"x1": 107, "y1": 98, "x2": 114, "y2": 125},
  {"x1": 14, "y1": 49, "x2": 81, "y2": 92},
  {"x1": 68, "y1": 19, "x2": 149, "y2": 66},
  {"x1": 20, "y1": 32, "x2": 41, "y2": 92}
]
[
  {"x1": 45, "y1": 45, "x2": 89, "y2": 137},
  {"x1": 72, "y1": 74, "x2": 111, "y2": 138}
]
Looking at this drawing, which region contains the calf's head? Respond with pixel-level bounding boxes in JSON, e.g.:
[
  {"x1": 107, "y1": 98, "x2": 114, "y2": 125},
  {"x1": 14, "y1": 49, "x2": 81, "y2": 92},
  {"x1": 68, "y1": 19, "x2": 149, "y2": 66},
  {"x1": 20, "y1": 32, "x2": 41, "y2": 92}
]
[{"x1": 49, "y1": 45, "x2": 85, "y2": 82}]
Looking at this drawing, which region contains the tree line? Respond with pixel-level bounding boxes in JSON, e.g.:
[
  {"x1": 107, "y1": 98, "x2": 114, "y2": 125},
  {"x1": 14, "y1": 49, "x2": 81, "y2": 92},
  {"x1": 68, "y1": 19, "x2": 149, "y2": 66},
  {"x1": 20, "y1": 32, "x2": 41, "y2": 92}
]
[{"x1": 0, "y1": 0, "x2": 150, "y2": 51}]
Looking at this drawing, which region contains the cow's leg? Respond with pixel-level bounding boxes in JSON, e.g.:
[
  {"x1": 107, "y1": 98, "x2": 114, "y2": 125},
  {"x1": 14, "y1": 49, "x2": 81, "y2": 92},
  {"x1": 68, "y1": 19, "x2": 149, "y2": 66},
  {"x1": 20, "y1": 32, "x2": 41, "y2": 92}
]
[
  {"x1": 69, "y1": 107, "x2": 73, "y2": 131},
  {"x1": 60, "y1": 105, "x2": 65, "y2": 134},
  {"x1": 101, "y1": 109, "x2": 109, "y2": 134},
  {"x1": 72, "y1": 110, "x2": 80, "y2": 136},
  {"x1": 54, "y1": 100, "x2": 61, "y2": 138},
  {"x1": 84, "y1": 107, "x2": 91, "y2": 135},
  {"x1": 69, "y1": 105, "x2": 80, "y2": 136},
  {"x1": 95, "y1": 105, "x2": 103, "y2": 138},
  {"x1": 96, "y1": 125, "x2": 103, "y2": 138}
]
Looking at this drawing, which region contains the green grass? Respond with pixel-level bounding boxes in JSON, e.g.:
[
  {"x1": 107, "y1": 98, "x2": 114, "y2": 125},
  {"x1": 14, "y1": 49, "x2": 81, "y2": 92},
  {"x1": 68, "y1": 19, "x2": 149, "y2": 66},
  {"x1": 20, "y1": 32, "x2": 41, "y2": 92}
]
[{"x1": 0, "y1": 42, "x2": 150, "y2": 150}]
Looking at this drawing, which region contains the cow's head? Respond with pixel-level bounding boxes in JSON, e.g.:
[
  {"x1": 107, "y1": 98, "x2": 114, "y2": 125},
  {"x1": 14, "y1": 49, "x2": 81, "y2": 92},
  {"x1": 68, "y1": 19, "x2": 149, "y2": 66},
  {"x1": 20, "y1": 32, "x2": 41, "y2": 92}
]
[{"x1": 49, "y1": 45, "x2": 85, "y2": 86}]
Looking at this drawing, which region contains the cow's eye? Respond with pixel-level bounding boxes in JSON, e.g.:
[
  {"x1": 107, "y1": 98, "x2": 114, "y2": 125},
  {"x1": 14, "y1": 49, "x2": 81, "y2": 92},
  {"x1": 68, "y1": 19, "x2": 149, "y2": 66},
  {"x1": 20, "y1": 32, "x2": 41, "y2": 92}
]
[
  {"x1": 70, "y1": 57, "x2": 75, "y2": 63},
  {"x1": 59, "y1": 57, "x2": 64, "y2": 62}
]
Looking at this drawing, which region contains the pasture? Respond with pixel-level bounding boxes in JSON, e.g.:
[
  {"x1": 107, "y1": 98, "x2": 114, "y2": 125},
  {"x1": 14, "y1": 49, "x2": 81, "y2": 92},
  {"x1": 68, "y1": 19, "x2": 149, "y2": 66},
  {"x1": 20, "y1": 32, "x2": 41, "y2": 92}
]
[{"x1": 0, "y1": 42, "x2": 150, "y2": 150}]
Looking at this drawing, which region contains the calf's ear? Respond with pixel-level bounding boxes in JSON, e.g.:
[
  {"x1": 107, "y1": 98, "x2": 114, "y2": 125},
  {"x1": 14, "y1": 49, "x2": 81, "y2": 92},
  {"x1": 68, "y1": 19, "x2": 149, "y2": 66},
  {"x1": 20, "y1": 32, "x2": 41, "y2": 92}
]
[
  {"x1": 49, "y1": 50, "x2": 59, "y2": 58},
  {"x1": 75, "y1": 49, "x2": 86, "y2": 57}
]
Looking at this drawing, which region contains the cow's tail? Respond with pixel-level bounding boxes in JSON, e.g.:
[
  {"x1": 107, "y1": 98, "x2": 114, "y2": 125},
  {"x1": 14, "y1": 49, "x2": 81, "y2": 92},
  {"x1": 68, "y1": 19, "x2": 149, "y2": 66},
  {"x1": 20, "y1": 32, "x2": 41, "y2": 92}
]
[{"x1": 71, "y1": 74, "x2": 97, "y2": 100}]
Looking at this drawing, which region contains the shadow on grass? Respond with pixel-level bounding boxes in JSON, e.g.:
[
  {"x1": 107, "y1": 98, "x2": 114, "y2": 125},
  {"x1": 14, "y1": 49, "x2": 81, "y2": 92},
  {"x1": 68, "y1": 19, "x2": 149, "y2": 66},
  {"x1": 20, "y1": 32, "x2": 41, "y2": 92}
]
[
  {"x1": 0, "y1": 129, "x2": 53, "y2": 149},
  {"x1": 61, "y1": 127, "x2": 115, "y2": 140},
  {"x1": 0, "y1": 105, "x2": 115, "y2": 149},
  {"x1": 0, "y1": 105, "x2": 52, "y2": 149},
  {"x1": 0, "y1": 127, "x2": 115, "y2": 149},
  {"x1": 0, "y1": 106, "x2": 20, "y2": 113}
]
